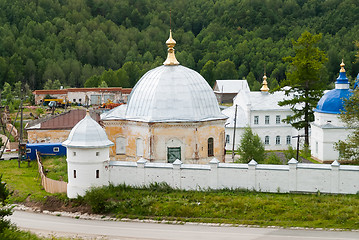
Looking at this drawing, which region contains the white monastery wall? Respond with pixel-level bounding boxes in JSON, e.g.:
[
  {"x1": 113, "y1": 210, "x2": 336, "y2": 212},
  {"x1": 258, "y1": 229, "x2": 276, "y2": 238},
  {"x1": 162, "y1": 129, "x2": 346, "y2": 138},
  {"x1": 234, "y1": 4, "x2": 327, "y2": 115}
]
[{"x1": 108, "y1": 158, "x2": 359, "y2": 194}]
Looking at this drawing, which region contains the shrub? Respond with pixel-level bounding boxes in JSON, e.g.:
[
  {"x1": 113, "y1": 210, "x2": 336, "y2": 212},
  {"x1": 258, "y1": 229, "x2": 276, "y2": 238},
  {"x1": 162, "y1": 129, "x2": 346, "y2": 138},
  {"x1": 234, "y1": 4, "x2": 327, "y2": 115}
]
[
  {"x1": 284, "y1": 145, "x2": 297, "y2": 161},
  {"x1": 237, "y1": 127, "x2": 265, "y2": 163},
  {"x1": 36, "y1": 107, "x2": 44, "y2": 116},
  {"x1": 264, "y1": 153, "x2": 282, "y2": 164},
  {"x1": 148, "y1": 182, "x2": 173, "y2": 193},
  {"x1": 301, "y1": 144, "x2": 311, "y2": 158},
  {"x1": 84, "y1": 186, "x2": 112, "y2": 213}
]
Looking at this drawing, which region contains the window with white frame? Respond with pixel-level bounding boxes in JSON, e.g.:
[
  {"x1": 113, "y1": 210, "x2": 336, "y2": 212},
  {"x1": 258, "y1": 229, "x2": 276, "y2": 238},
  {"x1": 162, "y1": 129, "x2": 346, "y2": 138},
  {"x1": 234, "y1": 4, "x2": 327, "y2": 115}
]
[
  {"x1": 276, "y1": 136, "x2": 281, "y2": 145},
  {"x1": 276, "y1": 115, "x2": 281, "y2": 124},
  {"x1": 286, "y1": 135, "x2": 291, "y2": 145},
  {"x1": 264, "y1": 136, "x2": 270, "y2": 145},
  {"x1": 265, "y1": 115, "x2": 270, "y2": 124},
  {"x1": 53, "y1": 147, "x2": 59, "y2": 152},
  {"x1": 254, "y1": 116, "x2": 259, "y2": 125}
]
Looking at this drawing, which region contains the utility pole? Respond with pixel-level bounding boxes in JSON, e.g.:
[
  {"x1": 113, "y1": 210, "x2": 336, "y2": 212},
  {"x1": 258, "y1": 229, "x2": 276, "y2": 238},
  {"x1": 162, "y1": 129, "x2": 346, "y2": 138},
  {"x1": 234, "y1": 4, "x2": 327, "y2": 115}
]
[
  {"x1": 292, "y1": 135, "x2": 305, "y2": 162},
  {"x1": 18, "y1": 87, "x2": 29, "y2": 167},
  {"x1": 0, "y1": 93, "x2": 6, "y2": 135},
  {"x1": 231, "y1": 104, "x2": 238, "y2": 162},
  {"x1": 18, "y1": 89, "x2": 24, "y2": 168}
]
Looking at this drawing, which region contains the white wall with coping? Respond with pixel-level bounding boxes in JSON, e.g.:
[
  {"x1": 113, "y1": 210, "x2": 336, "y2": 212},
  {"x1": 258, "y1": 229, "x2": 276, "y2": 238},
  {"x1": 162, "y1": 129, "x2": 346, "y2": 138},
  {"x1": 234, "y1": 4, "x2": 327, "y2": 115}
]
[{"x1": 108, "y1": 158, "x2": 359, "y2": 194}]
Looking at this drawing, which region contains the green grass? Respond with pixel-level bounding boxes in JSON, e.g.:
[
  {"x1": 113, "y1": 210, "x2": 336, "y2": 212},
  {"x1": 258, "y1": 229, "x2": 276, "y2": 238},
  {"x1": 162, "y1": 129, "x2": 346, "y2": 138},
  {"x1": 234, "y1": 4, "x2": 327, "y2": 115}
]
[
  {"x1": 302, "y1": 155, "x2": 321, "y2": 164},
  {"x1": 0, "y1": 159, "x2": 64, "y2": 203},
  {"x1": 42, "y1": 156, "x2": 68, "y2": 182},
  {"x1": 80, "y1": 183, "x2": 359, "y2": 229}
]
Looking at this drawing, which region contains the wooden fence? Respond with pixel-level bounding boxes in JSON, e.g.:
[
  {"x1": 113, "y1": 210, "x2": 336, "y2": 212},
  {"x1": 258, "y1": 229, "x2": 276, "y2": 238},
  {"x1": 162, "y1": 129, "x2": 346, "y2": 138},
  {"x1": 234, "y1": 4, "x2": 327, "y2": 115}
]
[{"x1": 36, "y1": 151, "x2": 67, "y2": 193}]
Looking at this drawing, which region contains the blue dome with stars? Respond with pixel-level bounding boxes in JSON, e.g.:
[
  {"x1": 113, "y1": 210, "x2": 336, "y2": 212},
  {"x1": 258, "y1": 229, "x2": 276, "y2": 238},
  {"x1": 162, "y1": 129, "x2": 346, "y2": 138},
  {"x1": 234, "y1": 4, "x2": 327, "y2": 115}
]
[{"x1": 315, "y1": 61, "x2": 353, "y2": 114}]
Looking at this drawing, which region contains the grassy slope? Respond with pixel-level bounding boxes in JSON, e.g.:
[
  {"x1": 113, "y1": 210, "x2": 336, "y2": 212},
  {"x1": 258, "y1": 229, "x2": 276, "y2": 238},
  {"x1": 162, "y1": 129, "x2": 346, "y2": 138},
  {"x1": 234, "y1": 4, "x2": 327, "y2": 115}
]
[
  {"x1": 0, "y1": 159, "x2": 65, "y2": 203},
  {"x1": 82, "y1": 184, "x2": 359, "y2": 229},
  {"x1": 1, "y1": 158, "x2": 359, "y2": 229},
  {"x1": 41, "y1": 156, "x2": 68, "y2": 182}
]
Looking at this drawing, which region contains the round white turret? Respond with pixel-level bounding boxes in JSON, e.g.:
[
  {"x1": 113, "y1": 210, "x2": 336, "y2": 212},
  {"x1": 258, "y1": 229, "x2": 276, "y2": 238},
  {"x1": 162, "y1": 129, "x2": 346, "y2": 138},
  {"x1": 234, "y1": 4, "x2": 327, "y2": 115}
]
[{"x1": 62, "y1": 111, "x2": 114, "y2": 198}]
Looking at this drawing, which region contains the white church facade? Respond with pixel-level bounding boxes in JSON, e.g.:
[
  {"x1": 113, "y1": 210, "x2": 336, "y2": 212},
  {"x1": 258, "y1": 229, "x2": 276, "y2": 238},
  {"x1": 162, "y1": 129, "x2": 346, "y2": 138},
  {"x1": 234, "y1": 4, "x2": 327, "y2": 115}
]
[{"x1": 310, "y1": 61, "x2": 354, "y2": 163}]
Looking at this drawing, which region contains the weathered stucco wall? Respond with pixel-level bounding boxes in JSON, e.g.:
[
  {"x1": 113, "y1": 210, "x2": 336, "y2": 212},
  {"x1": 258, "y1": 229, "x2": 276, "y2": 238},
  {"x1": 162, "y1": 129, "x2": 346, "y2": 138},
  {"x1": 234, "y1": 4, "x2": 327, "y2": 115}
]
[
  {"x1": 103, "y1": 119, "x2": 226, "y2": 164},
  {"x1": 27, "y1": 129, "x2": 70, "y2": 143},
  {"x1": 108, "y1": 158, "x2": 359, "y2": 194}
]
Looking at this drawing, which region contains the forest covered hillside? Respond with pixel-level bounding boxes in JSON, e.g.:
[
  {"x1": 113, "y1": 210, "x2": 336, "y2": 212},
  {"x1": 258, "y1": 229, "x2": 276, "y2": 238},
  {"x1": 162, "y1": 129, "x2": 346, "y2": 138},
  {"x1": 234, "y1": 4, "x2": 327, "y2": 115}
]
[{"x1": 0, "y1": 0, "x2": 359, "y2": 91}]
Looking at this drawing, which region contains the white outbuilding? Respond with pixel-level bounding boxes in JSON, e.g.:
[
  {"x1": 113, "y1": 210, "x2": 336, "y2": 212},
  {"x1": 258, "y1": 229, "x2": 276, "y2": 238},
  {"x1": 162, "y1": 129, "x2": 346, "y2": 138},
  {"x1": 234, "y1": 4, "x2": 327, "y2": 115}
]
[
  {"x1": 310, "y1": 61, "x2": 353, "y2": 163},
  {"x1": 62, "y1": 110, "x2": 114, "y2": 198}
]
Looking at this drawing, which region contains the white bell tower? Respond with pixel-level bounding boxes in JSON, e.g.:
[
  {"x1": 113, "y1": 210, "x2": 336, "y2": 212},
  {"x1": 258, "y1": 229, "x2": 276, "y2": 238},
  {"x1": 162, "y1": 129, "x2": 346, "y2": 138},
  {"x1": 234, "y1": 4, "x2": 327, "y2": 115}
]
[{"x1": 62, "y1": 110, "x2": 114, "y2": 198}]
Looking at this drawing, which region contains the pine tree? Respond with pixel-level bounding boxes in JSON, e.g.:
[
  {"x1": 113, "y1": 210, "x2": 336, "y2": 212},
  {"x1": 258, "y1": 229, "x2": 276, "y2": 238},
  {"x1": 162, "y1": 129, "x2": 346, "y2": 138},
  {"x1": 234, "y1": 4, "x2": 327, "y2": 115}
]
[
  {"x1": 0, "y1": 175, "x2": 12, "y2": 233},
  {"x1": 278, "y1": 31, "x2": 328, "y2": 145}
]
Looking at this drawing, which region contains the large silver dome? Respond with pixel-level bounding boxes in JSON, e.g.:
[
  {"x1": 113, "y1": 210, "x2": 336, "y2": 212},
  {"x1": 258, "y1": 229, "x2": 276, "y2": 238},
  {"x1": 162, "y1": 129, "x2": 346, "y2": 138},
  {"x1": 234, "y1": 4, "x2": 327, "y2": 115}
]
[{"x1": 124, "y1": 65, "x2": 226, "y2": 122}]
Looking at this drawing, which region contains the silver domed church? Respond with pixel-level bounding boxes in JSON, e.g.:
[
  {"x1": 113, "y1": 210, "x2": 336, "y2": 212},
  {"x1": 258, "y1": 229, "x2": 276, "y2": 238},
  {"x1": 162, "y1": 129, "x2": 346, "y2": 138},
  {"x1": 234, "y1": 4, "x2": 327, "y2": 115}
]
[{"x1": 101, "y1": 31, "x2": 227, "y2": 164}]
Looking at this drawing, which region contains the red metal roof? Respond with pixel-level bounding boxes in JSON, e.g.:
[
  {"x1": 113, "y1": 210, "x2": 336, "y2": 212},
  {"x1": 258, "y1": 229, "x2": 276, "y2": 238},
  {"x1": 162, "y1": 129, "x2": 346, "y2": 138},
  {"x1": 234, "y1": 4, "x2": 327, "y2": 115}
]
[
  {"x1": 33, "y1": 87, "x2": 132, "y2": 95},
  {"x1": 33, "y1": 89, "x2": 68, "y2": 95},
  {"x1": 39, "y1": 109, "x2": 100, "y2": 130}
]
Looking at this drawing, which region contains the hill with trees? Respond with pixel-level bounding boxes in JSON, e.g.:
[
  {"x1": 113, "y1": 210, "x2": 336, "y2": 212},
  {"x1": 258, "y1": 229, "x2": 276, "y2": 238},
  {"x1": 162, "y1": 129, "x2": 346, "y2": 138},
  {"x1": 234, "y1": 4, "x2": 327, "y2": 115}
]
[{"x1": 0, "y1": 0, "x2": 358, "y2": 91}]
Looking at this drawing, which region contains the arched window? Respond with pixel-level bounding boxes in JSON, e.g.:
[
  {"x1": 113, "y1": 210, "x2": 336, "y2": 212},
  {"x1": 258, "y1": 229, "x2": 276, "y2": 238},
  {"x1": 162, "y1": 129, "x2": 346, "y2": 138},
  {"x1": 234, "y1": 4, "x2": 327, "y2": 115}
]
[
  {"x1": 264, "y1": 136, "x2": 270, "y2": 145},
  {"x1": 276, "y1": 136, "x2": 281, "y2": 145},
  {"x1": 208, "y1": 138, "x2": 214, "y2": 157}
]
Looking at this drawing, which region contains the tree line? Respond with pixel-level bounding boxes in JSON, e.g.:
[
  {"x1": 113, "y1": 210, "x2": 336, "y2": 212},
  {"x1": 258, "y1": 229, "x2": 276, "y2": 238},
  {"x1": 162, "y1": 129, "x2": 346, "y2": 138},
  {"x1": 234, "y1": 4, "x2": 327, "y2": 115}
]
[{"x1": 0, "y1": 0, "x2": 359, "y2": 91}]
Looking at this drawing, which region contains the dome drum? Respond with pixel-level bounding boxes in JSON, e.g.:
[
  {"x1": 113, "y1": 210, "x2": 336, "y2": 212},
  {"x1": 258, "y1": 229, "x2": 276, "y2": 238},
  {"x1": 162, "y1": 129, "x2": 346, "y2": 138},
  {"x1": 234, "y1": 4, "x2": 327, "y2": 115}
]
[{"x1": 315, "y1": 61, "x2": 353, "y2": 115}]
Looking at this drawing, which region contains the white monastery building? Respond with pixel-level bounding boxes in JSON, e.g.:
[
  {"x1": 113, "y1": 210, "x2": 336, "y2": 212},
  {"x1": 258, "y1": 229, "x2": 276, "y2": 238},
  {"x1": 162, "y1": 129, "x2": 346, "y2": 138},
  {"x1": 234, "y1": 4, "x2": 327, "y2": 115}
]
[
  {"x1": 222, "y1": 75, "x2": 299, "y2": 151},
  {"x1": 310, "y1": 61, "x2": 354, "y2": 163},
  {"x1": 62, "y1": 37, "x2": 359, "y2": 199}
]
